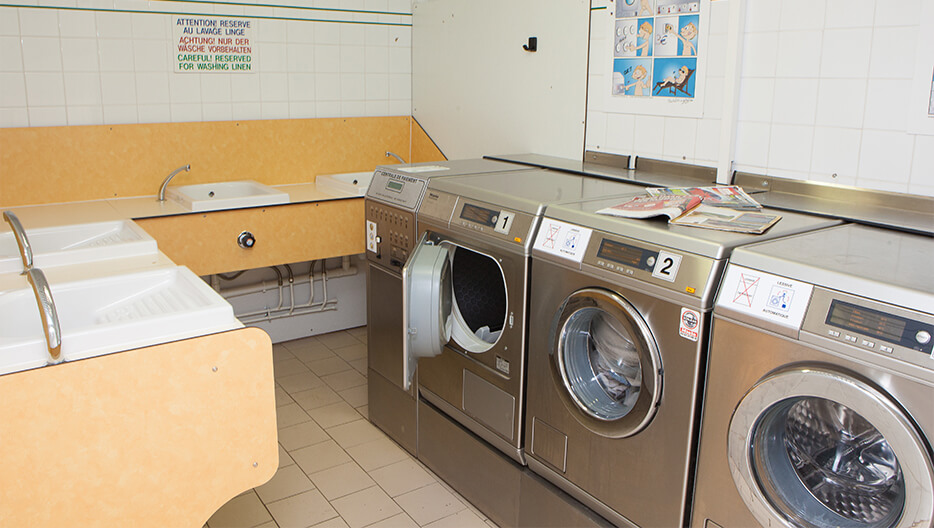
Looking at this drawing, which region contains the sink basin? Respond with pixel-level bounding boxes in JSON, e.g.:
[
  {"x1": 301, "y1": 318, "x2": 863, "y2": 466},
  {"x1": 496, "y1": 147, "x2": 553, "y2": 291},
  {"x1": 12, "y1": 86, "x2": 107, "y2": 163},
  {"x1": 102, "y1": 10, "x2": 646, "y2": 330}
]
[
  {"x1": 0, "y1": 266, "x2": 241, "y2": 375},
  {"x1": 316, "y1": 171, "x2": 373, "y2": 197},
  {"x1": 166, "y1": 181, "x2": 290, "y2": 212},
  {"x1": 0, "y1": 220, "x2": 158, "y2": 274}
]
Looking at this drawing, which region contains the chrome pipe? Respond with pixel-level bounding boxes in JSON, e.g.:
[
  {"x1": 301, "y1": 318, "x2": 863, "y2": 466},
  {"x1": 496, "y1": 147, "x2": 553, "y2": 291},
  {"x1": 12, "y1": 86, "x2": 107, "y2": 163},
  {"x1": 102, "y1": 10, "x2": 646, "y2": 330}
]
[
  {"x1": 26, "y1": 268, "x2": 62, "y2": 363},
  {"x1": 385, "y1": 151, "x2": 406, "y2": 164},
  {"x1": 3, "y1": 210, "x2": 33, "y2": 273}
]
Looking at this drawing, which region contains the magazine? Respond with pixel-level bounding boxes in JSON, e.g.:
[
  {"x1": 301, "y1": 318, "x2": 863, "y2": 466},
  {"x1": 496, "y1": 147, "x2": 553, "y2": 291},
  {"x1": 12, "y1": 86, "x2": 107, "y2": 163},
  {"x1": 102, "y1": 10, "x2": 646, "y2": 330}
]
[
  {"x1": 670, "y1": 205, "x2": 781, "y2": 234},
  {"x1": 645, "y1": 185, "x2": 762, "y2": 210},
  {"x1": 595, "y1": 195, "x2": 702, "y2": 220}
]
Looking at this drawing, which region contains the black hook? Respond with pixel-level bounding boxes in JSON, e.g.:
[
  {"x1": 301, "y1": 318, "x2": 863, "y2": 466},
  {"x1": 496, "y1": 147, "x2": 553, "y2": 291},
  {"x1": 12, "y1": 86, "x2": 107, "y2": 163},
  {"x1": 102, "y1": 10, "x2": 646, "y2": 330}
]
[{"x1": 522, "y1": 36, "x2": 537, "y2": 52}]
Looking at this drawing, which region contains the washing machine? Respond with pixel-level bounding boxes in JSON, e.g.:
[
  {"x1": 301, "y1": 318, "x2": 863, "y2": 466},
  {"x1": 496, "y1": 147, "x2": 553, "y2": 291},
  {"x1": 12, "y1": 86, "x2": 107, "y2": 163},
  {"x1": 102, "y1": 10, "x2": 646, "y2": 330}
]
[
  {"x1": 522, "y1": 196, "x2": 842, "y2": 528},
  {"x1": 692, "y1": 223, "x2": 934, "y2": 528},
  {"x1": 365, "y1": 159, "x2": 533, "y2": 455}
]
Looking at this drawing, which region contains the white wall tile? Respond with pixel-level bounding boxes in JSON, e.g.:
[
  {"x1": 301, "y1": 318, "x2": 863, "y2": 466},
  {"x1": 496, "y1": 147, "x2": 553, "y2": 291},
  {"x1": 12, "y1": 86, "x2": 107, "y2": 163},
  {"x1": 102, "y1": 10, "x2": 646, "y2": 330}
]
[
  {"x1": 103, "y1": 104, "x2": 139, "y2": 124},
  {"x1": 340, "y1": 72, "x2": 364, "y2": 100},
  {"x1": 21, "y1": 37, "x2": 63, "y2": 72},
  {"x1": 66, "y1": 104, "x2": 104, "y2": 125},
  {"x1": 632, "y1": 115, "x2": 664, "y2": 157},
  {"x1": 856, "y1": 178, "x2": 908, "y2": 194},
  {"x1": 604, "y1": 112, "x2": 634, "y2": 153},
  {"x1": 0, "y1": 37, "x2": 23, "y2": 72},
  {"x1": 387, "y1": 46, "x2": 409, "y2": 74},
  {"x1": 387, "y1": 25, "x2": 409, "y2": 47},
  {"x1": 364, "y1": 25, "x2": 388, "y2": 47},
  {"x1": 768, "y1": 124, "x2": 814, "y2": 172},
  {"x1": 0, "y1": 72, "x2": 28, "y2": 107},
  {"x1": 314, "y1": 23, "x2": 341, "y2": 45},
  {"x1": 815, "y1": 78, "x2": 866, "y2": 128},
  {"x1": 873, "y1": 0, "x2": 920, "y2": 27},
  {"x1": 340, "y1": 46, "x2": 365, "y2": 73},
  {"x1": 364, "y1": 99, "x2": 388, "y2": 117},
  {"x1": 61, "y1": 39, "x2": 100, "y2": 72},
  {"x1": 315, "y1": 73, "x2": 341, "y2": 100},
  {"x1": 365, "y1": 72, "x2": 388, "y2": 100},
  {"x1": 202, "y1": 102, "x2": 233, "y2": 121},
  {"x1": 741, "y1": 32, "x2": 779, "y2": 78},
  {"x1": 694, "y1": 118, "x2": 720, "y2": 163},
  {"x1": 133, "y1": 40, "x2": 169, "y2": 72},
  {"x1": 704, "y1": 75, "x2": 724, "y2": 118},
  {"x1": 136, "y1": 103, "x2": 170, "y2": 123},
  {"x1": 708, "y1": 0, "x2": 729, "y2": 35},
  {"x1": 260, "y1": 72, "x2": 289, "y2": 101},
  {"x1": 136, "y1": 72, "x2": 169, "y2": 104},
  {"x1": 825, "y1": 0, "x2": 875, "y2": 28},
  {"x1": 734, "y1": 121, "x2": 771, "y2": 167},
  {"x1": 316, "y1": 100, "x2": 341, "y2": 117},
  {"x1": 96, "y1": 11, "x2": 133, "y2": 39},
  {"x1": 779, "y1": 0, "x2": 826, "y2": 31},
  {"x1": 170, "y1": 74, "x2": 202, "y2": 104},
  {"x1": 99, "y1": 39, "x2": 135, "y2": 72},
  {"x1": 64, "y1": 72, "x2": 102, "y2": 105},
  {"x1": 862, "y1": 79, "x2": 910, "y2": 131},
  {"x1": 705, "y1": 34, "x2": 727, "y2": 78},
  {"x1": 857, "y1": 130, "x2": 912, "y2": 183},
  {"x1": 287, "y1": 21, "x2": 315, "y2": 44},
  {"x1": 910, "y1": 135, "x2": 934, "y2": 188},
  {"x1": 388, "y1": 99, "x2": 410, "y2": 116},
  {"x1": 288, "y1": 43, "x2": 316, "y2": 72},
  {"x1": 810, "y1": 126, "x2": 861, "y2": 179},
  {"x1": 771, "y1": 78, "x2": 818, "y2": 125},
  {"x1": 820, "y1": 28, "x2": 872, "y2": 78},
  {"x1": 584, "y1": 110, "x2": 606, "y2": 150},
  {"x1": 315, "y1": 45, "x2": 340, "y2": 73},
  {"x1": 100, "y1": 72, "x2": 136, "y2": 105},
  {"x1": 170, "y1": 102, "x2": 202, "y2": 122},
  {"x1": 25, "y1": 72, "x2": 66, "y2": 105},
  {"x1": 261, "y1": 100, "x2": 288, "y2": 118},
  {"x1": 28, "y1": 106, "x2": 67, "y2": 126},
  {"x1": 737, "y1": 77, "x2": 775, "y2": 123},
  {"x1": 868, "y1": 26, "x2": 917, "y2": 80},
  {"x1": 258, "y1": 19, "x2": 287, "y2": 43},
  {"x1": 745, "y1": 1, "x2": 782, "y2": 32},
  {"x1": 201, "y1": 74, "x2": 232, "y2": 103},
  {"x1": 231, "y1": 101, "x2": 262, "y2": 120},
  {"x1": 230, "y1": 74, "x2": 260, "y2": 102},
  {"x1": 288, "y1": 72, "x2": 315, "y2": 101},
  {"x1": 260, "y1": 43, "x2": 288, "y2": 72},
  {"x1": 662, "y1": 117, "x2": 697, "y2": 161},
  {"x1": 288, "y1": 100, "x2": 316, "y2": 118},
  {"x1": 130, "y1": 13, "x2": 167, "y2": 39},
  {"x1": 19, "y1": 8, "x2": 59, "y2": 37},
  {"x1": 387, "y1": 72, "x2": 408, "y2": 100},
  {"x1": 58, "y1": 9, "x2": 96, "y2": 38},
  {"x1": 0, "y1": 8, "x2": 20, "y2": 36},
  {"x1": 775, "y1": 30, "x2": 822, "y2": 78},
  {"x1": 340, "y1": 23, "x2": 365, "y2": 46},
  {"x1": 365, "y1": 46, "x2": 388, "y2": 74},
  {"x1": 0, "y1": 107, "x2": 29, "y2": 127}
]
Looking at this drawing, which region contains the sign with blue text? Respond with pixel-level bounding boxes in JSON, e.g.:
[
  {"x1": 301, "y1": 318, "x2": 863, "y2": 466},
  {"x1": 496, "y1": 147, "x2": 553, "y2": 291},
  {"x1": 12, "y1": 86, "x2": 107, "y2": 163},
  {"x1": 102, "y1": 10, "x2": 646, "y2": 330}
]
[{"x1": 174, "y1": 16, "x2": 255, "y2": 73}]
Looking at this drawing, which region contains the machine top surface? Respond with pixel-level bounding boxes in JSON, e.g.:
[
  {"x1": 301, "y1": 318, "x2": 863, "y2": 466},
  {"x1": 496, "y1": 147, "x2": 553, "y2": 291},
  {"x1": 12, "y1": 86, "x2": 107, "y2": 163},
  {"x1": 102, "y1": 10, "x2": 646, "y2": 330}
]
[
  {"x1": 376, "y1": 158, "x2": 531, "y2": 178},
  {"x1": 544, "y1": 196, "x2": 842, "y2": 260},
  {"x1": 729, "y1": 223, "x2": 934, "y2": 312},
  {"x1": 428, "y1": 170, "x2": 647, "y2": 215}
]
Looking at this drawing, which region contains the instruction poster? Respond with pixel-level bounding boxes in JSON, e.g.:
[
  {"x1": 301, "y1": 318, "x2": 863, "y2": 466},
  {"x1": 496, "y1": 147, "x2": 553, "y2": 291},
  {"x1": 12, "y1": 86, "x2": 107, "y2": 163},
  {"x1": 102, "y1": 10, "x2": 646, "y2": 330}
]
[{"x1": 174, "y1": 16, "x2": 255, "y2": 73}]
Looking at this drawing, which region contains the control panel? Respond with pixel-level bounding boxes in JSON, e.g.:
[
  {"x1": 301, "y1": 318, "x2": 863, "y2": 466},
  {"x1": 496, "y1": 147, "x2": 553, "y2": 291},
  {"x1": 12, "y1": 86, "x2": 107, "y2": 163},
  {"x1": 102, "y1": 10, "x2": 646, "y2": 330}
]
[
  {"x1": 365, "y1": 169, "x2": 428, "y2": 211},
  {"x1": 419, "y1": 191, "x2": 537, "y2": 249},
  {"x1": 366, "y1": 202, "x2": 416, "y2": 270}
]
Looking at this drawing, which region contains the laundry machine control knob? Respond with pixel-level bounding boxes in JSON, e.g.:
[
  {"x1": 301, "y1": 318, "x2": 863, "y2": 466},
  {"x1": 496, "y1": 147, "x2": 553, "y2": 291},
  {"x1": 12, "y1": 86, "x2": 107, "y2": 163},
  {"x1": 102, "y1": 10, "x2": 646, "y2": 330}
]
[
  {"x1": 916, "y1": 330, "x2": 931, "y2": 345},
  {"x1": 238, "y1": 231, "x2": 255, "y2": 249}
]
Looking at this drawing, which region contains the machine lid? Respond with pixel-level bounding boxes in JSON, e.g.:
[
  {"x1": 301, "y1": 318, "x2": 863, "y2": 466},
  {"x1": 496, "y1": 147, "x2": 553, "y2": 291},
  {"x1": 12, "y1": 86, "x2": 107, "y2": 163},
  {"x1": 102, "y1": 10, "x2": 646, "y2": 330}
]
[
  {"x1": 428, "y1": 170, "x2": 644, "y2": 216},
  {"x1": 377, "y1": 158, "x2": 532, "y2": 177},
  {"x1": 402, "y1": 234, "x2": 453, "y2": 391},
  {"x1": 728, "y1": 224, "x2": 934, "y2": 314},
  {"x1": 543, "y1": 198, "x2": 842, "y2": 259}
]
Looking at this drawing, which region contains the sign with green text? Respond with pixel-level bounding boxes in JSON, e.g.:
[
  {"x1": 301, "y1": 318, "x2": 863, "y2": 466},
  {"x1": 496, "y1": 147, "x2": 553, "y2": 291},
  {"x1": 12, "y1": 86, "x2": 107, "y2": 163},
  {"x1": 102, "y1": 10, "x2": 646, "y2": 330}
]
[{"x1": 174, "y1": 16, "x2": 255, "y2": 73}]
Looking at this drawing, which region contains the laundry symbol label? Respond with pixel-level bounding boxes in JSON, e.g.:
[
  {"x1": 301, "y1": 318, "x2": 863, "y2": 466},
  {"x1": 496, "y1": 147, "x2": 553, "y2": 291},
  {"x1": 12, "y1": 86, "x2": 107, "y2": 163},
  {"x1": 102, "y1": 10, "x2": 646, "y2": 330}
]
[
  {"x1": 679, "y1": 307, "x2": 700, "y2": 341},
  {"x1": 733, "y1": 273, "x2": 759, "y2": 307},
  {"x1": 533, "y1": 219, "x2": 593, "y2": 264}
]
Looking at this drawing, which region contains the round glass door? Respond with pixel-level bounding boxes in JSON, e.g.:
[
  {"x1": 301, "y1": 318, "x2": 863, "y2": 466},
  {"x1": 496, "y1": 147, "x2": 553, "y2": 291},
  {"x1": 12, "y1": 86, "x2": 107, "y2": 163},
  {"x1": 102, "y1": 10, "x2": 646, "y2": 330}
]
[
  {"x1": 729, "y1": 368, "x2": 934, "y2": 528},
  {"x1": 551, "y1": 288, "x2": 661, "y2": 438},
  {"x1": 445, "y1": 243, "x2": 507, "y2": 354}
]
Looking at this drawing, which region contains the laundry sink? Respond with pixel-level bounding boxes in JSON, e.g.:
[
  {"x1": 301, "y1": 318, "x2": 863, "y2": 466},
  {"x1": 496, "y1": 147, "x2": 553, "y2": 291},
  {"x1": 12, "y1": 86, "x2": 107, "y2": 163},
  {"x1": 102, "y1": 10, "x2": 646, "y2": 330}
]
[
  {"x1": 316, "y1": 171, "x2": 373, "y2": 197},
  {"x1": 0, "y1": 220, "x2": 158, "y2": 274},
  {"x1": 166, "y1": 180, "x2": 290, "y2": 212},
  {"x1": 0, "y1": 266, "x2": 241, "y2": 376}
]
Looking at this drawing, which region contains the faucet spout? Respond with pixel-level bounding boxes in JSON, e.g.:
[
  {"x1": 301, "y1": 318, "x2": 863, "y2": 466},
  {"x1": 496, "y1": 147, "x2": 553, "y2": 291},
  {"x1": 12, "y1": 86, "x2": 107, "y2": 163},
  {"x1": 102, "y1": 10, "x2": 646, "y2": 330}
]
[
  {"x1": 385, "y1": 151, "x2": 406, "y2": 164},
  {"x1": 158, "y1": 164, "x2": 191, "y2": 202},
  {"x1": 3, "y1": 210, "x2": 33, "y2": 274}
]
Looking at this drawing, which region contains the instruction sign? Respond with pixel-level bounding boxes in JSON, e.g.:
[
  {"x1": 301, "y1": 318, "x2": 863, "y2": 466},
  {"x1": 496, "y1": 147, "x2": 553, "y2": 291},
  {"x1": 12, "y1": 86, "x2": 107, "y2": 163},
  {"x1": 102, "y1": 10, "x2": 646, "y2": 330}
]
[
  {"x1": 174, "y1": 16, "x2": 255, "y2": 73},
  {"x1": 715, "y1": 265, "x2": 814, "y2": 331},
  {"x1": 533, "y1": 219, "x2": 593, "y2": 264}
]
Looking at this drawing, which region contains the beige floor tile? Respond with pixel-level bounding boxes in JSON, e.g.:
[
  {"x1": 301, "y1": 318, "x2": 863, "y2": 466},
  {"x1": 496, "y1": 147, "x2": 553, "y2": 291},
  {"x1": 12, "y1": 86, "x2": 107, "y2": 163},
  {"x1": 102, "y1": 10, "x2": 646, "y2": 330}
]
[
  {"x1": 255, "y1": 464, "x2": 315, "y2": 504},
  {"x1": 278, "y1": 419, "x2": 329, "y2": 452},
  {"x1": 369, "y1": 458, "x2": 436, "y2": 497},
  {"x1": 316, "y1": 330, "x2": 359, "y2": 350},
  {"x1": 307, "y1": 401, "x2": 361, "y2": 429},
  {"x1": 266, "y1": 489, "x2": 338, "y2": 528},
  {"x1": 395, "y1": 482, "x2": 466, "y2": 526},
  {"x1": 278, "y1": 371, "x2": 325, "y2": 394},
  {"x1": 345, "y1": 436, "x2": 408, "y2": 472},
  {"x1": 485, "y1": 520, "x2": 499, "y2": 528},
  {"x1": 424, "y1": 509, "x2": 488, "y2": 528},
  {"x1": 290, "y1": 440, "x2": 353, "y2": 475},
  {"x1": 292, "y1": 385, "x2": 344, "y2": 411},
  {"x1": 357, "y1": 405, "x2": 369, "y2": 419},
  {"x1": 348, "y1": 358, "x2": 367, "y2": 375},
  {"x1": 311, "y1": 517, "x2": 351, "y2": 528},
  {"x1": 345, "y1": 326, "x2": 367, "y2": 340},
  {"x1": 330, "y1": 486, "x2": 403, "y2": 528},
  {"x1": 275, "y1": 384, "x2": 295, "y2": 408},
  {"x1": 365, "y1": 513, "x2": 419, "y2": 528},
  {"x1": 327, "y1": 419, "x2": 385, "y2": 449},
  {"x1": 337, "y1": 384, "x2": 367, "y2": 408},
  {"x1": 278, "y1": 443, "x2": 294, "y2": 469},
  {"x1": 332, "y1": 342, "x2": 366, "y2": 362},
  {"x1": 307, "y1": 356, "x2": 352, "y2": 376},
  {"x1": 291, "y1": 346, "x2": 337, "y2": 364},
  {"x1": 207, "y1": 490, "x2": 272, "y2": 528},
  {"x1": 273, "y1": 344, "x2": 295, "y2": 363},
  {"x1": 275, "y1": 357, "x2": 311, "y2": 378},
  {"x1": 254, "y1": 522, "x2": 277, "y2": 528},
  {"x1": 309, "y1": 462, "x2": 376, "y2": 501},
  {"x1": 277, "y1": 402, "x2": 312, "y2": 430},
  {"x1": 321, "y1": 369, "x2": 367, "y2": 392},
  {"x1": 282, "y1": 335, "x2": 326, "y2": 354}
]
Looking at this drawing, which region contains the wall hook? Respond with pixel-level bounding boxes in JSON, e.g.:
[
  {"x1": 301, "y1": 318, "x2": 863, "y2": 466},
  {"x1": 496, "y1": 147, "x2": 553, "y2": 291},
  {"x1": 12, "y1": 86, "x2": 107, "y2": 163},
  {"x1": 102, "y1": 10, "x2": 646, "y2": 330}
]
[{"x1": 522, "y1": 37, "x2": 537, "y2": 52}]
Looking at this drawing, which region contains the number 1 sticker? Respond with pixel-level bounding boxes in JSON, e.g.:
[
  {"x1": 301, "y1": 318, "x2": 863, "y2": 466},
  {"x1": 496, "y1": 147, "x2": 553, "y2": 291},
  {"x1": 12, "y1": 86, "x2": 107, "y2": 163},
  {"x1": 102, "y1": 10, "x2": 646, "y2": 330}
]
[
  {"x1": 652, "y1": 251, "x2": 682, "y2": 282},
  {"x1": 494, "y1": 211, "x2": 515, "y2": 234}
]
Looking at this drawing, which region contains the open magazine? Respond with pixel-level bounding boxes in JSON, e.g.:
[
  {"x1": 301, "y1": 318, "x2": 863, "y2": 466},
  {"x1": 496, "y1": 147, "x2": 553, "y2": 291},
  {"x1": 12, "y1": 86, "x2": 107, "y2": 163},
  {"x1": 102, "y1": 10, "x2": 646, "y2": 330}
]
[
  {"x1": 595, "y1": 195, "x2": 702, "y2": 220},
  {"x1": 645, "y1": 185, "x2": 762, "y2": 210},
  {"x1": 670, "y1": 204, "x2": 781, "y2": 234}
]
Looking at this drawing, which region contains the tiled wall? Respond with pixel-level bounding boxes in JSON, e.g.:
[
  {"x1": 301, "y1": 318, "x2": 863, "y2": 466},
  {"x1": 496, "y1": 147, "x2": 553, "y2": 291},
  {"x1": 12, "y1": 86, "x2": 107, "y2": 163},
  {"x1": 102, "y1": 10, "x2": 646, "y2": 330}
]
[
  {"x1": 587, "y1": 0, "x2": 934, "y2": 197},
  {"x1": 0, "y1": 0, "x2": 412, "y2": 128}
]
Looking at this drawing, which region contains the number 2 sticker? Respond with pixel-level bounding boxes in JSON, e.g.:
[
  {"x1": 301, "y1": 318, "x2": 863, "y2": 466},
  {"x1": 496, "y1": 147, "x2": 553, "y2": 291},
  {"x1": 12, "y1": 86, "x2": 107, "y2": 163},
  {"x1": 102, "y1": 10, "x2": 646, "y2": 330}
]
[{"x1": 652, "y1": 251, "x2": 682, "y2": 282}]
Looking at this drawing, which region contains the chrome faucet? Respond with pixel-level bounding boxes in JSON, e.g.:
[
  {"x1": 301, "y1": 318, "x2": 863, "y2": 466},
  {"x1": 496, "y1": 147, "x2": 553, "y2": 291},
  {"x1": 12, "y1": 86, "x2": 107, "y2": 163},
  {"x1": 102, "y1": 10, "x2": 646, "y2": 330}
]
[
  {"x1": 158, "y1": 164, "x2": 191, "y2": 201},
  {"x1": 3, "y1": 210, "x2": 33, "y2": 274},
  {"x1": 385, "y1": 151, "x2": 406, "y2": 164},
  {"x1": 27, "y1": 268, "x2": 62, "y2": 363}
]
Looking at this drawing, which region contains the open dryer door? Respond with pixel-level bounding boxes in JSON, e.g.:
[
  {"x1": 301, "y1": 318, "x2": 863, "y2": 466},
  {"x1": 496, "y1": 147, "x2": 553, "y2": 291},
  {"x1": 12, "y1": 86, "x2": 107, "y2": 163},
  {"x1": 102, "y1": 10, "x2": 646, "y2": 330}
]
[{"x1": 402, "y1": 233, "x2": 453, "y2": 391}]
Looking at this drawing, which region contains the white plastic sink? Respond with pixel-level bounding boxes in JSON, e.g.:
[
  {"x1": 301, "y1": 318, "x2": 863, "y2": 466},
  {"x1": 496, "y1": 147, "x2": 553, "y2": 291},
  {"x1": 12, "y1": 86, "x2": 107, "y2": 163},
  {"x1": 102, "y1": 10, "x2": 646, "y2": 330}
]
[
  {"x1": 316, "y1": 171, "x2": 373, "y2": 197},
  {"x1": 0, "y1": 266, "x2": 241, "y2": 376},
  {"x1": 0, "y1": 220, "x2": 158, "y2": 274},
  {"x1": 166, "y1": 180, "x2": 290, "y2": 212}
]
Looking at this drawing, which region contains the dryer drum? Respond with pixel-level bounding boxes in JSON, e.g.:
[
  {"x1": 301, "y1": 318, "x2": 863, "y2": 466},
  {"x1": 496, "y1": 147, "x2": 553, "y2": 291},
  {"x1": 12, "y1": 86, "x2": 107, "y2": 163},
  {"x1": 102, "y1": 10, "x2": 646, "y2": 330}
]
[{"x1": 450, "y1": 246, "x2": 507, "y2": 339}]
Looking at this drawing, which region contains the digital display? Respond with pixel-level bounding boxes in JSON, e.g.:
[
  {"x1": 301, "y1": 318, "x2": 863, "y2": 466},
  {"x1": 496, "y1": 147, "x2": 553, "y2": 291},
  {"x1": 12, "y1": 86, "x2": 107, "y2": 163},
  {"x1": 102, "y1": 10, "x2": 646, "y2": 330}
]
[
  {"x1": 827, "y1": 300, "x2": 912, "y2": 347},
  {"x1": 386, "y1": 180, "x2": 404, "y2": 192},
  {"x1": 460, "y1": 203, "x2": 498, "y2": 227},
  {"x1": 596, "y1": 239, "x2": 654, "y2": 271}
]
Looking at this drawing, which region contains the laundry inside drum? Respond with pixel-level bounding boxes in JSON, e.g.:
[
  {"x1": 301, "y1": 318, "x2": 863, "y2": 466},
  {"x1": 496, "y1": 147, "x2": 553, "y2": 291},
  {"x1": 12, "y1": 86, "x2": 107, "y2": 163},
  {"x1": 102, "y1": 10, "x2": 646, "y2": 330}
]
[{"x1": 449, "y1": 245, "x2": 507, "y2": 349}]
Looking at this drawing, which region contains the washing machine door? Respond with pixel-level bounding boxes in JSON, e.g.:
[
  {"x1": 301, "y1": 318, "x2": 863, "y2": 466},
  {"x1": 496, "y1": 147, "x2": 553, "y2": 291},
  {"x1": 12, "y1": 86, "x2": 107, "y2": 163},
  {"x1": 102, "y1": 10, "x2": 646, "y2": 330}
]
[
  {"x1": 551, "y1": 288, "x2": 662, "y2": 439},
  {"x1": 728, "y1": 367, "x2": 934, "y2": 528},
  {"x1": 402, "y1": 233, "x2": 453, "y2": 391}
]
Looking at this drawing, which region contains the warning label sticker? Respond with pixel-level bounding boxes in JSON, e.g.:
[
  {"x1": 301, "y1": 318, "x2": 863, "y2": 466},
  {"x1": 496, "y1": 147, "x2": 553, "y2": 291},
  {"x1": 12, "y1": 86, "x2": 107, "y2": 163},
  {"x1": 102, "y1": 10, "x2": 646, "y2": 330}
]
[{"x1": 679, "y1": 307, "x2": 700, "y2": 341}]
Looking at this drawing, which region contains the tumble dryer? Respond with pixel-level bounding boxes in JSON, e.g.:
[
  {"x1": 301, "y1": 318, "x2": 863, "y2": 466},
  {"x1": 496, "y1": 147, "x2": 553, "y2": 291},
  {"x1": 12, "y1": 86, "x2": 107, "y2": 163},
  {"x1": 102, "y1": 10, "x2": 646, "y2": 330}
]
[
  {"x1": 692, "y1": 223, "x2": 934, "y2": 528},
  {"x1": 522, "y1": 196, "x2": 841, "y2": 527},
  {"x1": 365, "y1": 159, "x2": 532, "y2": 455}
]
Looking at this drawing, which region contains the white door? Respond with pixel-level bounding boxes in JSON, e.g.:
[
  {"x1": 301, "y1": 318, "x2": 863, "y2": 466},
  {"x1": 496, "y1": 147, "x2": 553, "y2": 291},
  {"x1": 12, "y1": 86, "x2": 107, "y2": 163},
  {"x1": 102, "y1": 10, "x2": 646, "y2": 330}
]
[
  {"x1": 728, "y1": 367, "x2": 934, "y2": 528},
  {"x1": 402, "y1": 234, "x2": 453, "y2": 391}
]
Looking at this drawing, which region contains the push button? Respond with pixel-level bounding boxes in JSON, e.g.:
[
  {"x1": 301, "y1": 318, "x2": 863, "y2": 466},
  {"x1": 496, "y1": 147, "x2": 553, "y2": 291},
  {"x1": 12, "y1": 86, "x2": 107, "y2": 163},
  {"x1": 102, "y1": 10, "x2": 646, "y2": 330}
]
[
  {"x1": 879, "y1": 345, "x2": 894, "y2": 353},
  {"x1": 860, "y1": 339, "x2": 874, "y2": 348},
  {"x1": 828, "y1": 330, "x2": 840, "y2": 338},
  {"x1": 844, "y1": 335, "x2": 858, "y2": 343}
]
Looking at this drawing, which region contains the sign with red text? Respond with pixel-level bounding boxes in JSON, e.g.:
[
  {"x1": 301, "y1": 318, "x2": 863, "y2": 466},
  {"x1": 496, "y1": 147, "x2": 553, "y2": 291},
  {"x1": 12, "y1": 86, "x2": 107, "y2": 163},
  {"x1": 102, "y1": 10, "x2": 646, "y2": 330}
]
[{"x1": 174, "y1": 16, "x2": 255, "y2": 73}]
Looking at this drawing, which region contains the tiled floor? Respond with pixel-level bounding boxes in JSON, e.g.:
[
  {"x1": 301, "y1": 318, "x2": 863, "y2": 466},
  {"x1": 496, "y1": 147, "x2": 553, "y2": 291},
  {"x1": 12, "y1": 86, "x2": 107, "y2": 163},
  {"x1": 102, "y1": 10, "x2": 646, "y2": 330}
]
[{"x1": 206, "y1": 326, "x2": 498, "y2": 528}]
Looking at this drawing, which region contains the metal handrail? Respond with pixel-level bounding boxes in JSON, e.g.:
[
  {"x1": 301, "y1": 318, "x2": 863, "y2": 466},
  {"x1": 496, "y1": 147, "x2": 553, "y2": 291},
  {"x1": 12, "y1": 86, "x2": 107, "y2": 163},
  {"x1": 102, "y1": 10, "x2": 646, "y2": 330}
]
[
  {"x1": 3, "y1": 210, "x2": 33, "y2": 273},
  {"x1": 26, "y1": 268, "x2": 62, "y2": 363}
]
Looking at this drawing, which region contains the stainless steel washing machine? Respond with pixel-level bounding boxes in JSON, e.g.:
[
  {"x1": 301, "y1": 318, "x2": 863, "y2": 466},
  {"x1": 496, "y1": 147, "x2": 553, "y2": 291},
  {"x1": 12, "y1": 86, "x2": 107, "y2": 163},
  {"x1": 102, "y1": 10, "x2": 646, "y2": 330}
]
[
  {"x1": 692, "y1": 223, "x2": 934, "y2": 528},
  {"x1": 365, "y1": 159, "x2": 532, "y2": 455},
  {"x1": 523, "y1": 196, "x2": 841, "y2": 528}
]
